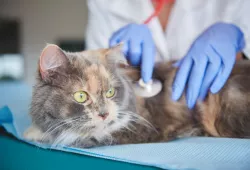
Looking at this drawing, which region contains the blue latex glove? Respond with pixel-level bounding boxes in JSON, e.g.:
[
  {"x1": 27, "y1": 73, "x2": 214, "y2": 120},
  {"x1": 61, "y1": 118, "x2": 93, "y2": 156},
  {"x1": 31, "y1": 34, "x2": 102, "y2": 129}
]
[
  {"x1": 172, "y1": 22, "x2": 245, "y2": 109},
  {"x1": 109, "y1": 24, "x2": 155, "y2": 83}
]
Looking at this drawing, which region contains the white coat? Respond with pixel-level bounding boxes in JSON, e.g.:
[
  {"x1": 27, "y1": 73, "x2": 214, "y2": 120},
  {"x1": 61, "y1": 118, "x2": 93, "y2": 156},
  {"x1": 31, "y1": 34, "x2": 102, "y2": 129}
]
[{"x1": 86, "y1": 0, "x2": 250, "y2": 62}]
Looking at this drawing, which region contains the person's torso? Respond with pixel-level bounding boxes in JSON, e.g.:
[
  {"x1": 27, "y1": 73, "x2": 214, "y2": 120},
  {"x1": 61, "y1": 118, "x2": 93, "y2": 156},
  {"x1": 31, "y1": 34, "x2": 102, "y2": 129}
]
[{"x1": 100, "y1": 0, "x2": 243, "y2": 62}]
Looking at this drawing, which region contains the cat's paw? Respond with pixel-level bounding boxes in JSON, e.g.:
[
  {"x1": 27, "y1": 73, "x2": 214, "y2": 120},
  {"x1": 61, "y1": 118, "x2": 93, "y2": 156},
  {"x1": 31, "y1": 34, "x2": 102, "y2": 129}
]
[{"x1": 23, "y1": 125, "x2": 44, "y2": 141}]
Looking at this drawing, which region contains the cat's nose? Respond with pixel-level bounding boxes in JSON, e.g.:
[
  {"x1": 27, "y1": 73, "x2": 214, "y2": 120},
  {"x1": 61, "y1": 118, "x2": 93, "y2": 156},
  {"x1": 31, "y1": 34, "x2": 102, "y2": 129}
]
[{"x1": 98, "y1": 112, "x2": 109, "y2": 120}]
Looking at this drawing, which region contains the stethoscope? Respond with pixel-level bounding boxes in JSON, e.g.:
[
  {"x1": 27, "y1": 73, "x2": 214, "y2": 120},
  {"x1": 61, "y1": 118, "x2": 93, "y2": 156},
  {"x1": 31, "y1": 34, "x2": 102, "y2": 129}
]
[
  {"x1": 143, "y1": 0, "x2": 175, "y2": 24},
  {"x1": 133, "y1": 0, "x2": 175, "y2": 98}
]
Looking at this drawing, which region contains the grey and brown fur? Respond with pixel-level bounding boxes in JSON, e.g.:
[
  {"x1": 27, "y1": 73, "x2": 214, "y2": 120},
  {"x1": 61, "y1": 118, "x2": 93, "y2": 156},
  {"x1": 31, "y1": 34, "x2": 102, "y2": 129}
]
[{"x1": 24, "y1": 44, "x2": 250, "y2": 148}]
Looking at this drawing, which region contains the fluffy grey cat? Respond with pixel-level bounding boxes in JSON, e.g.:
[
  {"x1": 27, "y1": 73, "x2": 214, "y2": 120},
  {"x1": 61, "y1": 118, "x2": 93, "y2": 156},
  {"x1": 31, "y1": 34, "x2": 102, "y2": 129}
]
[{"x1": 24, "y1": 44, "x2": 250, "y2": 148}]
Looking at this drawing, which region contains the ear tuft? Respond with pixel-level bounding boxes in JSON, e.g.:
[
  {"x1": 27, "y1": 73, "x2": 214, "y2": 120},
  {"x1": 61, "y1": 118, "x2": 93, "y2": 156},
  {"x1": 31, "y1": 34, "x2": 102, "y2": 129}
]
[
  {"x1": 106, "y1": 42, "x2": 127, "y2": 63},
  {"x1": 110, "y1": 42, "x2": 124, "y2": 52},
  {"x1": 39, "y1": 44, "x2": 68, "y2": 80}
]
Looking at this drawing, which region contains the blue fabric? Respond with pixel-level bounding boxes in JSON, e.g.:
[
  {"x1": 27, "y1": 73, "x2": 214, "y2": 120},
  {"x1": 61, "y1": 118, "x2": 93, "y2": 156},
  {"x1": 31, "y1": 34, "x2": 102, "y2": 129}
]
[{"x1": 1, "y1": 81, "x2": 250, "y2": 170}]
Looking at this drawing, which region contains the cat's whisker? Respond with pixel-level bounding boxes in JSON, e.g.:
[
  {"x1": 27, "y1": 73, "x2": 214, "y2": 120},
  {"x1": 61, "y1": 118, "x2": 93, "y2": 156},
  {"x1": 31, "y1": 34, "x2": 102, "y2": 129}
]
[
  {"x1": 41, "y1": 116, "x2": 86, "y2": 143},
  {"x1": 113, "y1": 118, "x2": 136, "y2": 133},
  {"x1": 43, "y1": 116, "x2": 80, "y2": 135},
  {"x1": 51, "y1": 128, "x2": 72, "y2": 148},
  {"x1": 51, "y1": 123, "x2": 84, "y2": 148},
  {"x1": 40, "y1": 120, "x2": 67, "y2": 143},
  {"x1": 118, "y1": 110, "x2": 158, "y2": 133},
  {"x1": 119, "y1": 122, "x2": 137, "y2": 134}
]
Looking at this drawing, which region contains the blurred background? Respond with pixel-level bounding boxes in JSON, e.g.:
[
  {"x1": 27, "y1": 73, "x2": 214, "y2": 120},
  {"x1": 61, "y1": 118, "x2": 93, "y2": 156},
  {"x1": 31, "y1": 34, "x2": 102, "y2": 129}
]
[{"x1": 0, "y1": 0, "x2": 88, "y2": 85}]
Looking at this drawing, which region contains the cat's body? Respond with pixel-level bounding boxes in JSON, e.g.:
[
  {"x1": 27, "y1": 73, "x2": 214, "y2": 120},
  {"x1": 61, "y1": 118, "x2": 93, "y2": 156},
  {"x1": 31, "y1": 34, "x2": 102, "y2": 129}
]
[
  {"x1": 24, "y1": 44, "x2": 250, "y2": 148},
  {"x1": 114, "y1": 60, "x2": 250, "y2": 145}
]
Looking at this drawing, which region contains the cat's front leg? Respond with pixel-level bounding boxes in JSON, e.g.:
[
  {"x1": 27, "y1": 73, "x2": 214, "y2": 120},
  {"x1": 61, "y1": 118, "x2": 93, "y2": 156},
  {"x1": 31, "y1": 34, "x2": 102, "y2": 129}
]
[
  {"x1": 71, "y1": 137, "x2": 103, "y2": 148},
  {"x1": 23, "y1": 125, "x2": 49, "y2": 143}
]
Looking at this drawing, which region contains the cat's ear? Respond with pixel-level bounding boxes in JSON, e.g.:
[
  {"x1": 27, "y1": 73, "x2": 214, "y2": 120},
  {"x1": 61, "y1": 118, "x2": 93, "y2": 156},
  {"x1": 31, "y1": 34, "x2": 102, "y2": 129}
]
[
  {"x1": 106, "y1": 43, "x2": 127, "y2": 63},
  {"x1": 106, "y1": 43, "x2": 140, "y2": 81},
  {"x1": 39, "y1": 44, "x2": 68, "y2": 81},
  {"x1": 117, "y1": 63, "x2": 140, "y2": 81}
]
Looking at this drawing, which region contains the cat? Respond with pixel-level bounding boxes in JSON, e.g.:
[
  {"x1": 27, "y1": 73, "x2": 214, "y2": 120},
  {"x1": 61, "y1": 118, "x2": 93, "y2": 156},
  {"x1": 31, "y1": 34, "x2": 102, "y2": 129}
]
[{"x1": 23, "y1": 44, "x2": 250, "y2": 148}]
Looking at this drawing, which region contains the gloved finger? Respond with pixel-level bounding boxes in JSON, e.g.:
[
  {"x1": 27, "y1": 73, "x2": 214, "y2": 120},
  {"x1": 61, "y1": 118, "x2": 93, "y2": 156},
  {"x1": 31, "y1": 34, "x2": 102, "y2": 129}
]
[
  {"x1": 128, "y1": 39, "x2": 142, "y2": 66},
  {"x1": 186, "y1": 55, "x2": 208, "y2": 109},
  {"x1": 198, "y1": 50, "x2": 221, "y2": 100},
  {"x1": 109, "y1": 28, "x2": 128, "y2": 47},
  {"x1": 141, "y1": 42, "x2": 155, "y2": 83},
  {"x1": 230, "y1": 24, "x2": 245, "y2": 51},
  {"x1": 210, "y1": 47, "x2": 236, "y2": 93},
  {"x1": 171, "y1": 56, "x2": 193, "y2": 101}
]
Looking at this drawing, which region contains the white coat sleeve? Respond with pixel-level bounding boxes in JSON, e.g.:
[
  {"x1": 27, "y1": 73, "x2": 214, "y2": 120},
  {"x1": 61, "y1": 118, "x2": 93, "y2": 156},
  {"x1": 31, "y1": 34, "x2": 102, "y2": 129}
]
[
  {"x1": 85, "y1": 0, "x2": 113, "y2": 50},
  {"x1": 233, "y1": 0, "x2": 250, "y2": 59}
]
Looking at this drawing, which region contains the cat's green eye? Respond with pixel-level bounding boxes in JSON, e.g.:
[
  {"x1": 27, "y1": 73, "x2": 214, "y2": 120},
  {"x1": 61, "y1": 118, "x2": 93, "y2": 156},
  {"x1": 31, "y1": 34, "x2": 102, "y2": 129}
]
[
  {"x1": 106, "y1": 87, "x2": 115, "y2": 98},
  {"x1": 73, "y1": 91, "x2": 88, "y2": 103}
]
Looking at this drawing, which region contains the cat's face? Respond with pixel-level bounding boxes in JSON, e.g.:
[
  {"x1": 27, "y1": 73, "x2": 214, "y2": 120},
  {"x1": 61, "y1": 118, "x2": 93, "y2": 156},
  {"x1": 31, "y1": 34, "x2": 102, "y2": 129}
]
[{"x1": 31, "y1": 44, "x2": 137, "y2": 144}]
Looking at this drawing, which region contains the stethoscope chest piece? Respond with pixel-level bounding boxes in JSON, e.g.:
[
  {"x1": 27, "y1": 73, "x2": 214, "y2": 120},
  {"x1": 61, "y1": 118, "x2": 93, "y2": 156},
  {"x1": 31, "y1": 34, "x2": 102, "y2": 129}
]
[{"x1": 132, "y1": 78, "x2": 162, "y2": 98}]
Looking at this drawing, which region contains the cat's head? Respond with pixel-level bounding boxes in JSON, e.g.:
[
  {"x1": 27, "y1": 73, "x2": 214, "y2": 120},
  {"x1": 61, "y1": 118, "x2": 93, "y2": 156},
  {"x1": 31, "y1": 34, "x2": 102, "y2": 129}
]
[{"x1": 30, "y1": 44, "x2": 143, "y2": 146}]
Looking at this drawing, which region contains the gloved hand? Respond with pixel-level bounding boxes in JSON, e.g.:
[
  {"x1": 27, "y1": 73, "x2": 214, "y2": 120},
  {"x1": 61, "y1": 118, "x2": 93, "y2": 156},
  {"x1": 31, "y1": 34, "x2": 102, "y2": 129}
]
[
  {"x1": 109, "y1": 24, "x2": 155, "y2": 83},
  {"x1": 172, "y1": 22, "x2": 245, "y2": 109}
]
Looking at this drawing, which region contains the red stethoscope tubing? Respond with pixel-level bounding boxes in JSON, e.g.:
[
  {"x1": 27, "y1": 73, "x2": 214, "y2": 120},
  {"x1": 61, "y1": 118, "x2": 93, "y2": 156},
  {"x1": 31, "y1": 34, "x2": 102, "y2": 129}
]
[{"x1": 143, "y1": 0, "x2": 175, "y2": 24}]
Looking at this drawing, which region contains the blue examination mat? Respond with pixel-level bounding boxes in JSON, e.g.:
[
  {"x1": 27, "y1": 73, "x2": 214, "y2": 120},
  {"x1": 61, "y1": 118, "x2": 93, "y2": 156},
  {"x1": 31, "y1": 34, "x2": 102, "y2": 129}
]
[{"x1": 0, "y1": 81, "x2": 250, "y2": 170}]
